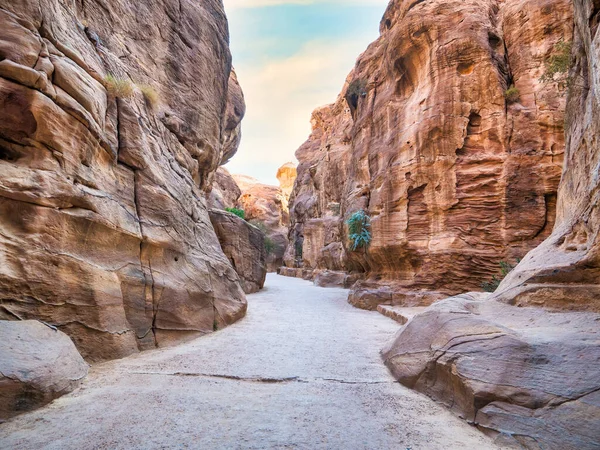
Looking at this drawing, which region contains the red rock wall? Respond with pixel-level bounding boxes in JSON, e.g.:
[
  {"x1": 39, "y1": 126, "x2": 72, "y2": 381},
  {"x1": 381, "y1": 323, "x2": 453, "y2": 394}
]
[
  {"x1": 285, "y1": 0, "x2": 573, "y2": 303},
  {"x1": 0, "y1": 0, "x2": 247, "y2": 361},
  {"x1": 493, "y1": 0, "x2": 600, "y2": 312}
]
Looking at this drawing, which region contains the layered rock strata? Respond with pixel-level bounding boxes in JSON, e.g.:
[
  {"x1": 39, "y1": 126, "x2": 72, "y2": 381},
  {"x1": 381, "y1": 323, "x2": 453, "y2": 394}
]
[
  {"x1": 0, "y1": 0, "x2": 247, "y2": 361},
  {"x1": 492, "y1": 0, "x2": 600, "y2": 312},
  {"x1": 209, "y1": 209, "x2": 267, "y2": 295},
  {"x1": 0, "y1": 320, "x2": 88, "y2": 421},
  {"x1": 283, "y1": 0, "x2": 573, "y2": 304}
]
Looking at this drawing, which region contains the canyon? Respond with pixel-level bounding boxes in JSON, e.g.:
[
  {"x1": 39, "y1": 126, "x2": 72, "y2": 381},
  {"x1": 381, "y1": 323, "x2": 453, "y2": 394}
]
[
  {"x1": 282, "y1": 0, "x2": 573, "y2": 309},
  {"x1": 1, "y1": 0, "x2": 599, "y2": 447}
]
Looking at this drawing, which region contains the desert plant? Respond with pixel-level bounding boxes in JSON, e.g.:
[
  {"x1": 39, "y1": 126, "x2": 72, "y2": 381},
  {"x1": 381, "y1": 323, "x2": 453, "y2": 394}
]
[
  {"x1": 481, "y1": 260, "x2": 519, "y2": 292},
  {"x1": 138, "y1": 84, "x2": 160, "y2": 110},
  {"x1": 347, "y1": 209, "x2": 371, "y2": 251},
  {"x1": 104, "y1": 74, "x2": 134, "y2": 98},
  {"x1": 225, "y1": 207, "x2": 245, "y2": 220},
  {"x1": 540, "y1": 39, "x2": 572, "y2": 89},
  {"x1": 504, "y1": 85, "x2": 520, "y2": 104}
]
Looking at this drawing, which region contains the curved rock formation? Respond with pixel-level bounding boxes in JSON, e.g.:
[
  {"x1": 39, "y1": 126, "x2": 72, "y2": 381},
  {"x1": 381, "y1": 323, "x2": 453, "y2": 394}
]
[
  {"x1": 283, "y1": 0, "x2": 573, "y2": 305},
  {"x1": 276, "y1": 162, "x2": 297, "y2": 200},
  {"x1": 0, "y1": 320, "x2": 88, "y2": 421},
  {"x1": 0, "y1": 0, "x2": 247, "y2": 361},
  {"x1": 492, "y1": 0, "x2": 600, "y2": 312},
  {"x1": 382, "y1": 294, "x2": 600, "y2": 449}
]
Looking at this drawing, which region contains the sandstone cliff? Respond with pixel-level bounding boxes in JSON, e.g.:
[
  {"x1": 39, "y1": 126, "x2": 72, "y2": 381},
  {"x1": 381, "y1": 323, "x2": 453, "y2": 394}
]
[
  {"x1": 383, "y1": 0, "x2": 600, "y2": 446},
  {"x1": 284, "y1": 0, "x2": 573, "y2": 306},
  {"x1": 0, "y1": 0, "x2": 247, "y2": 361}
]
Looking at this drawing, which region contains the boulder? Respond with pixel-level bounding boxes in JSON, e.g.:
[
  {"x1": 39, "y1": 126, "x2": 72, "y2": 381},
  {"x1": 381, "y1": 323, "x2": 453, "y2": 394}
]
[
  {"x1": 0, "y1": 320, "x2": 88, "y2": 421},
  {"x1": 382, "y1": 295, "x2": 600, "y2": 449},
  {"x1": 209, "y1": 209, "x2": 267, "y2": 295}
]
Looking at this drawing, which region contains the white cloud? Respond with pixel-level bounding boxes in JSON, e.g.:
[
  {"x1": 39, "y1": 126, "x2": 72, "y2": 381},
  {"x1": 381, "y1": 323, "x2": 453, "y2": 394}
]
[
  {"x1": 225, "y1": 0, "x2": 387, "y2": 10},
  {"x1": 225, "y1": 37, "x2": 376, "y2": 184}
]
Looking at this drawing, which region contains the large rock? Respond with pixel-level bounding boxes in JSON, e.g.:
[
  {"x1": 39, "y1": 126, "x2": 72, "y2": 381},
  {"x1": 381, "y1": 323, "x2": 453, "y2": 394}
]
[
  {"x1": 208, "y1": 167, "x2": 242, "y2": 210},
  {"x1": 0, "y1": 0, "x2": 247, "y2": 361},
  {"x1": 491, "y1": 0, "x2": 600, "y2": 312},
  {"x1": 0, "y1": 320, "x2": 88, "y2": 421},
  {"x1": 283, "y1": 0, "x2": 572, "y2": 305},
  {"x1": 382, "y1": 295, "x2": 600, "y2": 449},
  {"x1": 276, "y1": 162, "x2": 297, "y2": 200},
  {"x1": 209, "y1": 209, "x2": 267, "y2": 295}
]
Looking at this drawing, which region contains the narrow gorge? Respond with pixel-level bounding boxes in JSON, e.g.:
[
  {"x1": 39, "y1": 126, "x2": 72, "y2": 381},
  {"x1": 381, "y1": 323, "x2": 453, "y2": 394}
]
[{"x1": 0, "y1": 0, "x2": 598, "y2": 448}]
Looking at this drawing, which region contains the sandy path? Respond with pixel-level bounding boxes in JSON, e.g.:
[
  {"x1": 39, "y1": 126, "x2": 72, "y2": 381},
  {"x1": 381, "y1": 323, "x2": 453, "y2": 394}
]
[{"x1": 0, "y1": 274, "x2": 501, "y2": 449}]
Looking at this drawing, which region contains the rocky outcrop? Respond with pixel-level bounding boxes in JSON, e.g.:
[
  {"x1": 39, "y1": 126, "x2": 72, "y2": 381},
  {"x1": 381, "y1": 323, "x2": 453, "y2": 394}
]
[
  {"x1": 276, "y1": 162, "x2": 297, "y2": 200},
  {"x1": 233, "y1": 165, "x2": 296, "y2": 271},
  {"x1": 491, "y1": 0, "x2": 600, "y2": 312},
  {"x1": 208, "y1": 167, "x2": 242, "y2": 210},
  {"x1": 283, "y1": 0, "x2": 572, "y2": 301},
  {"x1": 209, "y1": 209, "x2": 267, "y2": 295},
  {"x1": 383, "y1": 1, "x2": 600, "y2": 446},
  {"x1": 0, "y1": 0, "x2": 247, "y2": 361},
  {"x1": 382, "y1": 295, "x2": 600, "y2": 449},
  {"x1": 0, "y1": 320, "x2": 88, "y2": 421}
]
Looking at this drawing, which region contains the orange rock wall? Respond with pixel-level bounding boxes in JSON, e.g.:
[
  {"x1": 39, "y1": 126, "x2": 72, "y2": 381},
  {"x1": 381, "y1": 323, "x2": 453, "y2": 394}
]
[{"x1": 285, "y1": 0, "x2": 573, "y2": 299}]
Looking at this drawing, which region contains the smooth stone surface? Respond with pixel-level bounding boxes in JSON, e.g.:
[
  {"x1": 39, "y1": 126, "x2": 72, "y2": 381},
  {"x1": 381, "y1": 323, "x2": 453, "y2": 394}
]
[
  {"x1": 0, "y1": 320, "x2": 88, "y2": 421},
  {"x1": 0, "y1": 275, "x2": 502, "y2": 449}
]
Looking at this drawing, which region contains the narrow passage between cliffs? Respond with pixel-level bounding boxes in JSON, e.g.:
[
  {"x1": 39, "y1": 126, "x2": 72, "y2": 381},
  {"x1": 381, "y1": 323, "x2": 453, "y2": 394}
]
[{"x1": 0, "y1": 274, "x2": 502, "y2": 449}]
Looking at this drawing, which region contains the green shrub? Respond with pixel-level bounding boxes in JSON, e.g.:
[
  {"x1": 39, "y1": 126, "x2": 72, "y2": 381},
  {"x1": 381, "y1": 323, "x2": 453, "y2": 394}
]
[
  {"x1": 104, "y1": 74, "x2": 134, "y2": 98},
  {"x1": 481, "y1": 260, "x2": 519, "y2": 292},
  {"x1": 225, "y1": 207, "x2": 245, "y2": 220},
  {"x1": 504, "y1": 85, "x2": 520, "y2": 104},
  {"x1": 540, "y1": 39, "x2": 572, "y2": 89},
  {"x1": 346, "y1": 209, "x2": 371, "y2": 251}
]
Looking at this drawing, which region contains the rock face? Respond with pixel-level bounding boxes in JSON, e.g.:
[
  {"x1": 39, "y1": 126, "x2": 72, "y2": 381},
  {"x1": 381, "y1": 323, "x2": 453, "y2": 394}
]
[
  {"x1": 283, "y1": 0, "x2": 572, "y2": 302},
  {"x1": 492, "y1": 0, "x2": 600, "y2": 312},
  {"x1": 383, "y1": 1, "x2": 600, "y2": 446},
  {"x1": 0, "y1": 0, "x2": 247, "y2": 361},
  {"x1": 233, "y1": 165, "x2": 296, "y2": 271},
  {"x1": 208, "y1": 167, "x2": 242, "y2": 210},
  {"x1": 276, "y1": 162, "x2": 297, "y2": 200},
  {"x1": 382, "y1": 295, "x2": 600, "y2": 449},
  {"x1": 0, "y1": 320, "x2": 88, "y2": 421},
  {"x1": 209, "y1": 209, "x2": 267, "y2": 295}
]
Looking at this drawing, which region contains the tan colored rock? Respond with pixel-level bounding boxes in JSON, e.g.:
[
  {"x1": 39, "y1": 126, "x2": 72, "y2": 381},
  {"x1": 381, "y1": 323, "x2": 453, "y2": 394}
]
[
  {"x1": 276, "y1": 162, "x2": 297, "y2": 199},
  {"x1": 235, "y1": 176, "x2": 291, "y2": 271},
  {"x1": 491, "y1": 0, "x2": 600, "y2": 312},
  {"x1": 283, "y1": 0, "x2": 572, "y2": 305},
  {"x1": 208, "y1": 167, "x2": 242, "y2": 210},
  {"x1": 209, "y1": 210, "x2": 266, "y2": 295},
  {"x1": 0, "y1": 320, "x2": 88, "y2": 420},
  {"x1": 0, "y1": 0, "x2": 246, "y2": 361},
  {"x1": 382, "y1": 295, "x2": 600, "y2": 449}
]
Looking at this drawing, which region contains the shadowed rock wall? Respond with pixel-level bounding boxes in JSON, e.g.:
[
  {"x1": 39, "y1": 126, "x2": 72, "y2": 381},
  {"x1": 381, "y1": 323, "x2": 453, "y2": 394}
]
[{"x1": 0, "y1": 0, "x2": 247, "y2": 361}]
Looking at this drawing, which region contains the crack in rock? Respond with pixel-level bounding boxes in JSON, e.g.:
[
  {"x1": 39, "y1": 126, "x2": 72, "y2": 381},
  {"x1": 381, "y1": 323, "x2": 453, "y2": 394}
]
[{"x1": 129, "y1": 371, "x2": 396, "y2": 385}]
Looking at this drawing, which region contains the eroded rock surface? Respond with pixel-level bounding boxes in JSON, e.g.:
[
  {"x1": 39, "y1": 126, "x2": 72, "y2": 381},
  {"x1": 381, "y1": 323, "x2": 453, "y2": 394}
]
[
  {"x1": 0, "y1": 320, "x2": 88, "y2": 421},
  {"x1": 492, "y1": 0, "x2": 600, "y2": 312},
  {"x1": 283, "y1": 0, "x2": 572, "y2": 302},
  {"x1": 382, "y1": 295, "x2": 600, "y2": 449},
  {"x1": 209, "y1": 209, "x2": 267, "y2": 295},
  {"x1": 0, "y1": 0, "x2": 247, "y2": 361}
]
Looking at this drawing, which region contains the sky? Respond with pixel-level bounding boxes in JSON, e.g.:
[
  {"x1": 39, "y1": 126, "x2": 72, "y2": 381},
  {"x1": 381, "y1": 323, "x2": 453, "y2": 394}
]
[{"x1": 223, "y1": 0, "x2": 389, "y2": 185}]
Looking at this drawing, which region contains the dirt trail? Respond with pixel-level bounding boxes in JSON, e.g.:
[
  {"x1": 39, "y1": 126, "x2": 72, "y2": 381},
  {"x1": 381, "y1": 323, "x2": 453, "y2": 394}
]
[{"x1": 0, "y1": 274, "x2": 502, "y2": 449}]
